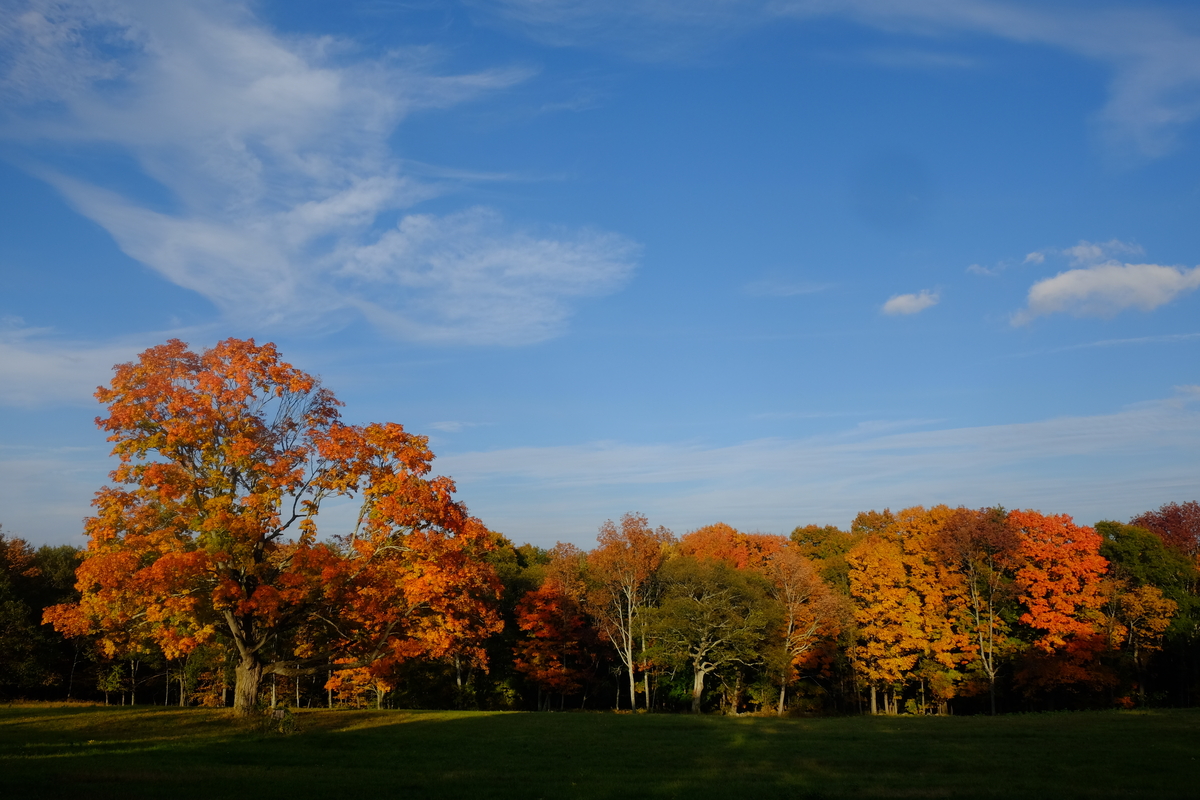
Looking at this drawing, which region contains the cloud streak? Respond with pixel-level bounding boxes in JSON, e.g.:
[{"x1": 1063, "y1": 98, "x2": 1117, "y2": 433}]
[
  {"x1": 441, "y1": 388, "x2": 1200, "y2": 544},
  {"x1": 0, "y1": 0, "x2": 636, "y2": 344},
  {"x1": 0, "y1": 321, "x2": 148, "y2": 406},
  {"x1": 482, "y1": 0, "x2": 1200, "y2": 158}
]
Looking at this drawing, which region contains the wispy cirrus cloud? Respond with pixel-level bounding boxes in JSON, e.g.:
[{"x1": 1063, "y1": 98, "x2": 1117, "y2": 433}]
[
  {"x1": 0, "y1": 444, "x2": 110, "y2": 545},
  {"x1": 479, "y1": 0, "x2": 1200, "y2": 159},
  {"x1": 0, "y1": 319, "x2": 150, "y2": 406},
  {"x1": 1022, "y1": 239, "x2": 1145, "y2": 269},
  {"x1": 882, "y1": 289, "x2": 938, "y2": 315},
  {"x1": 0, "y1": 0, "x2": 636, "y2": 345},
  {"x1": 344, "y1": 208, "x2": 637, "y2": 344},
  {"x1": 441, "y1": 387, "x2": 1200, "y2": 544},
  {"x1": 1011, "y1": 332, "x2": 1200, "y2": 358}
]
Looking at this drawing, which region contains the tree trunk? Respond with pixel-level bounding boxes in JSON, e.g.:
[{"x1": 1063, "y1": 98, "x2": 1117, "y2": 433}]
[
  {"x1": 691, "y1": 668, "x2": 705, "y2": 714},
  {"x1": 67, "y1": 641, "x2": 80, "y2": 699},
  {"x1": 628, "y1": 663, "x2": 638, "y2": 712},
  {"x1": 234, "y1": 656, "x2": 264, "y2": 714},
  {"x1": 777, "y1": 679, "x2": 787, "y2": 717},
  {"x1": 870, "y1": 684, "x2": 877, "y2": 715}
]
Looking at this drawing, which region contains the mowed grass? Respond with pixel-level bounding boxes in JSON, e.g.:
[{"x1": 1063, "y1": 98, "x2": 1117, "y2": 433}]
[{"x1": 1, "y1": 705, "x2": 1196, "y2": 799}]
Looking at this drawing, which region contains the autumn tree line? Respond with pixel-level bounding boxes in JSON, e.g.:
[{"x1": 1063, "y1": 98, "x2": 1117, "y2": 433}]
[
  {"x1": 3, "y1": 501, "x2": 1198, "y2": 715},
  {"x1": 1, "y1": 338, "x2": 1197, "y2": 716}
]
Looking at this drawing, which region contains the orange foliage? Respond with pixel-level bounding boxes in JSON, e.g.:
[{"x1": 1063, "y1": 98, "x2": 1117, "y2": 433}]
[
  {"x1": 44, "y1": 338, "x2": 502, "y2": 713},
  {"x1": 1010, "y1": 510, "x2": 1108, "y2": 652},
  {"x1": 677, "y1": 523, "x2": 785, "y2": 570}
]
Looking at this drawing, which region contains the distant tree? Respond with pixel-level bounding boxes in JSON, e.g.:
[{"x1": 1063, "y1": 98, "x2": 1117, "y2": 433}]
[
  {"x1": 790, "y1": 524, "x2": 862, "y2": 595},
  {"x1": 757, "y1": 546, "x2": 844, "y2": 715},
  {"x1": 1098, "y1": 521, "x2": 1197, "y2": 624},
  {"x1": 512, "y1": 543, "x2": 598, "y2": 708},
  {"x1": 1097, "y1": 520, "x2": 1194, "y2": 703},
  {"x1": 586, "y1": 513, "x2": 673, "y2": 711},
  {"x1": 0, "y1": 530, "x2": 51, "y2": 697},
  {"x1": 895, "y1": 506, "x2": 973, "y2": 713},
  {"x1": 1010, "y1": 510, "x2": 1110, "y2": 695},
  {"x1": 678, "y1": 523, "x2": 785, "y2": 570},
  {"x1": 1011, "y1": 511, "x2": 1108, "y2": 652},
  {"x1": 935, "y1": 507, "x2": 1021, "y2": 715},
  {"x1": 1131, "y1": 501, "x2": 1200, "y2": 562},
  {"x1": 649, "y1": 557, "x2": 779, "y2": 713},
  {"x1": 847, "y1": 531, "x2": 922, "y2": 714}
]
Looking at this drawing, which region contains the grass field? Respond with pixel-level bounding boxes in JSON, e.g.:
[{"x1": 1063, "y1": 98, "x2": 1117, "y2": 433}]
[{"x1": 1, "y1": 705, "x2": 1196, "y2": 799}]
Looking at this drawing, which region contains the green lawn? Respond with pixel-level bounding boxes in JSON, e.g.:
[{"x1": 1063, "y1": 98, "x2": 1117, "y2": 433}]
[{"x1": 1, "y1": 705, "x2": 1195, "y2": 799}]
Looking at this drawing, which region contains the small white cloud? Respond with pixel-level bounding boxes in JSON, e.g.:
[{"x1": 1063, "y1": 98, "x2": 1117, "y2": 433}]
[
  {"x1": 1023, "y1": 252, "x2": 1045, "y2": 265},
  {"x1": 967, "y1": 263, "x2": 997, "y2": 276},
  {"x1": 1013, "y1": 262, "x2": 1200, "y2": 324},
  {"x1": 882, "y1": 289, "x2": 939, "y2": 316},
  {"x1": 1062, "y1": 239, "x2": 1143, "y2": 267}
]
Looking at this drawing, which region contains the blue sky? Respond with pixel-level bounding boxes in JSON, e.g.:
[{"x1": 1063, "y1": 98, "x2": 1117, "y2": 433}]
[{"x1": 2, "y1": 0, "x2": 1199, "y2": 547}]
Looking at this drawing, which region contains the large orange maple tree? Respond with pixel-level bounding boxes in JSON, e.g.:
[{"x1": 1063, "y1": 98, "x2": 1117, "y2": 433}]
[{"x1": 45, "y1": 338, "x2": 501, "y2": 713}]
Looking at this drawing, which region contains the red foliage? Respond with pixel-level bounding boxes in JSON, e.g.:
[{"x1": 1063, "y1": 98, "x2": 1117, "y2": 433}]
[{"x1": 1131, "y1": 501, "x2": 1200, "y2": 559}]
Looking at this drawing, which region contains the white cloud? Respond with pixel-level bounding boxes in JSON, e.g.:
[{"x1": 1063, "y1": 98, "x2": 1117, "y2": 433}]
[
  {"x1": 1023, "y1": 251, "x2": 1045, "y2": 265},
  {"x1": 1014, "y1": 262, "x2": 1200, "y2": 324},
  {"x1": 344, "y1": 208, "x2": 637, "y2": 344},
  {"x1": 440, "y1": 388, "x2": 1200, "y2": 545},
  {"x1": 882, "y1": 289, "x2": 938, "y2": 315},
  {"x1": 1061, "y1": 239, "x2": 1143, "y2": 267},
  {"x1": 481, "y1": 0, "x2": 1200, "y2": 158},
  {"x1": 0, "y1": 0, "x2": 634, "y2": 344},
  {"x1": 0, "y1": 322, "x2": 149, "y2": 406}
]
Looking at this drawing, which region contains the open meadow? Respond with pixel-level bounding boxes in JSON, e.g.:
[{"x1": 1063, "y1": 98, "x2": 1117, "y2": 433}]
[{"x1": 1, "y1": 705, "x2": 1196, "y2": 799}]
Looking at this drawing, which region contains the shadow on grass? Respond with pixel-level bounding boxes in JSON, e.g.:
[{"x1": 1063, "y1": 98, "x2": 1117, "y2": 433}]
[{"x1": 2, "y1": 706, "x2": 1197, "y2": 799}]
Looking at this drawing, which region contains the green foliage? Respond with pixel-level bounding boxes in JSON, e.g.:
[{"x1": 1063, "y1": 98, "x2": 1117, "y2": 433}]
[
  {"x1": 1098, "y1": 522, "x2": 1197, "y2": 592},
  {"x1": 0, "y1": 531, "x2": 77, "y2": 698},
  {"x1": 649, "y1": 557, "x2": 781, "y2": 711},
  {"x1": 789, "y1": 524, "x2": 862, "y2": 594},
  {"x1": 1098, "y1": 520, "x2": 1200, "y2": 639}
]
